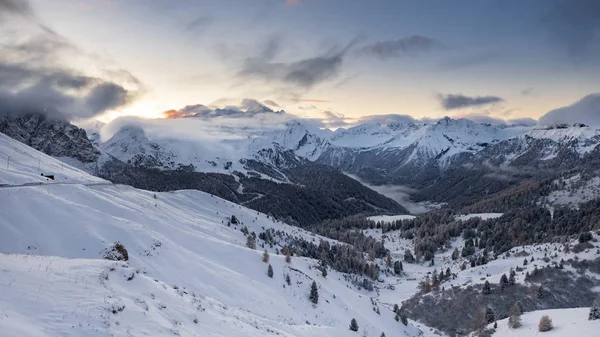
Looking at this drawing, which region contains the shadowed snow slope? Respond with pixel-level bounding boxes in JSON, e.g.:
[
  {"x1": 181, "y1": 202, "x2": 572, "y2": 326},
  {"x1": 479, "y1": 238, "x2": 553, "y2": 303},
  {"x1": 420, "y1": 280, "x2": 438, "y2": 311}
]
[{"x1": 0, "y1": 134, "x2": 425, "y2": 337}]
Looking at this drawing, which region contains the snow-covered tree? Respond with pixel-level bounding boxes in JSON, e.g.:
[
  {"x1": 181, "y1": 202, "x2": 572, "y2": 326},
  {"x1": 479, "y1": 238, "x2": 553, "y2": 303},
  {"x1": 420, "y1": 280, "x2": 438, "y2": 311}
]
[
  {"x1": 262, "y1": 249, "x2": 270, "y2": 263},
  {"x1": 349, "y1": 318, "x2": 359, "y2": 331},
  {"x1": 267, "y1": 264, "x2": 273, "y2": 278}
]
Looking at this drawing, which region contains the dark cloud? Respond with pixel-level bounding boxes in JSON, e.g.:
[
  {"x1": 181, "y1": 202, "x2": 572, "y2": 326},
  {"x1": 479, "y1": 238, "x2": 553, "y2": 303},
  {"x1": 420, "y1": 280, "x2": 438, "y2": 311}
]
[
  {"x1": 85, "y1": 83, "x2": 130, "y2": 114},
  {"x1": 538, "y1": 93, "x2": 600, "y2": 126},
  {"x1": 543, "y1": 0, "x2": 600, "y2": 59},
  {"x1": 0, "y1": 0, "x2": 33, "y2": 18},
  {"x1": 0, "y1": 1, "x2": 143, "y2": 120},
  {"x1": 238, "y1": 39, "x2": 357, "y2": 88},
  {"x1": 360, "y1": 35, "x2": 443, "y2": 59},
  {"x1": 437, "y1": 93, "x2": 504, "y2": 110}
]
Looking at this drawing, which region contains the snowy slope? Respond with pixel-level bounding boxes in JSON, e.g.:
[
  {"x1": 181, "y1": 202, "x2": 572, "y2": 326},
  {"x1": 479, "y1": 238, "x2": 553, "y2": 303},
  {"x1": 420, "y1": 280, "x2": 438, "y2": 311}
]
[
  {"x1": 489, "y1": 308, "x2": 599, "y2": 337},
  {"x1": 0, "y1": 136, "x2": 428, "y2": 337},
  {"x1": 0, "y1": 132, "x2": 106, "y2": 186}
]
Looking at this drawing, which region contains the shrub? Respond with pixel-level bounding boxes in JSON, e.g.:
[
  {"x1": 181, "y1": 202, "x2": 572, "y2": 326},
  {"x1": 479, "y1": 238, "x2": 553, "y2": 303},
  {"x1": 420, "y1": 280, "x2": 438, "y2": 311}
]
[
  {"x1": 538, "y1": 315, "x2": 553, "y2": 332},
  {"x1": 102, "y1": 241, "x2": 128, "y2": 261}
]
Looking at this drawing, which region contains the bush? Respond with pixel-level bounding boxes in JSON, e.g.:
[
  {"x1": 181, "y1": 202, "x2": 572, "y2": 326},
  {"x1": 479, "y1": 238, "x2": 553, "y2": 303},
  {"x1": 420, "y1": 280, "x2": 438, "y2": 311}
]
[
  {"x1": 538, "y1": 315, "x2": 553, "y2": 332},
  {"x1": 102, "y1": 241, "x2": 129, "y2": 261},
  {"x1": 579, "y1": 232, "x2": 593, "y2": 243}
]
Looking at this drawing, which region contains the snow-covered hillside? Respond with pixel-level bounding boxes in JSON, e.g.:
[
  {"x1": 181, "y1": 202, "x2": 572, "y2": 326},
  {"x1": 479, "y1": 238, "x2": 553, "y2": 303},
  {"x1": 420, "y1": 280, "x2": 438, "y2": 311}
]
[
  {"x1": 0, "y1": 132, "x2": 105, "y2": 186},
  {"x1": 490, "y1": 308, "x2": 599, "y2": 336},
  {"x1": 0, "y1": 135, "x2": 426, "y2": 337}
]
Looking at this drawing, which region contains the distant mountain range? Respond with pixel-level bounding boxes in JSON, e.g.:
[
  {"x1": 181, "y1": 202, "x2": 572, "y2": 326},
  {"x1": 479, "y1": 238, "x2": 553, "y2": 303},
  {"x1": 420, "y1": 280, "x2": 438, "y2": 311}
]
[{"x1": 3, "y1": 108, "x2": 600, "y2": 220}]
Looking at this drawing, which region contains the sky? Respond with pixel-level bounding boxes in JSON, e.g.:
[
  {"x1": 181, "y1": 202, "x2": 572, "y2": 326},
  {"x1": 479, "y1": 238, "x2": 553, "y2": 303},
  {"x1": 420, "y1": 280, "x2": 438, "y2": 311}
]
[{"x1": 1, "y1": 0, "x2": 599, "y2": 127}]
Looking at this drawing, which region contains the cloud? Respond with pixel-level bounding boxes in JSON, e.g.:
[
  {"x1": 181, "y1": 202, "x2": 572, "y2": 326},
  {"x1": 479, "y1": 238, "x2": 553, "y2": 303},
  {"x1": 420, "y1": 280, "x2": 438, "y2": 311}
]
[
  {"x1": 184, "y1": 15, "x2": 213, "y2": 33},
  {"x1": 291, "y1": 98, "x2": 330, "y2": 103},
  {"x1": 0, "y1": 0, "x2": 143, "y2": 120},
  {"x1": 85, "y1": 82, "x2": 131, "y2": 114},
  {"x1": 360, "y1": 35, "x2": 443, "y2": 59},
  {"x1": 437, "y1": 93, "x2": 504, "y2": 110},
  {"x1": 543, "y1": 0, "x2": 600, "y2": 59},
  {"x1": 520, "y1": 87, "x2": 534, "y2": 96},
  {"x1": 238, "y1": 39, "x2": 357, "y2": 88},
  {"x1": 162, "y1": 99, "x2": 283, "y2": 119},
  {"x1": 263, "y1": 100, "x2": 280, "y2": 107},
  {"x1": 0, "y1": 0, "x2": 33, "y2": 18},
  {"x1": 538, "y1": 93, "x2": 600, "y2": 126},
  {"x1": 357, "y1": 114, "x2": 418, "y2": 125},
  {"x1": 507, "y1": 117, "x2": 537, "y2": 126}
]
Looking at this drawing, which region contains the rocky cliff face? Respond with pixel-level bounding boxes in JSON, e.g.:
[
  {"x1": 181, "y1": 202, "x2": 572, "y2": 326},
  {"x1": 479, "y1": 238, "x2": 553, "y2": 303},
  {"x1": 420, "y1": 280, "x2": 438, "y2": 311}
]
[{"x1": 0, "y1": 113, "x2": 100, "y2": 163}]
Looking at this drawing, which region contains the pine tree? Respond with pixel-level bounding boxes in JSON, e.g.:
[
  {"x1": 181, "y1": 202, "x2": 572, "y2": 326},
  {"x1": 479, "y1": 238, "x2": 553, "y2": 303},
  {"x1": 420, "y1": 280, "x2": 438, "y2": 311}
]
[
  {"x1": 267, "y1": 264, "x2": 273, "y2": 278},
  {"x1": 589, "y1": 295, "x2": 600, "y2": 321},
  {"x1": 393, "y1": 304, "x2": 399, "y2": 313},
  {"x1": 262, "y1": 249, "x2": 270, "y2": 263},
  {"x1": 537, "y1": 285, "x2": 544, "y2": 299},
  {"x1": 500, "y1": 274, "x2": 508, "y2": 290},
  {"x1": 400, "y1": 313, "x2": 408, "y2": 326},
  {"x1": 485, "y1": 307, "x2": 495, "y2": 324},
  {"x1": 509, "y1": 268, "x2": 516, "y2": 285},
  {"x1": 349, "y1": 318, "x2": 359, "y2": 331},
  {"x1": 394, "y1": 260, "x2": 403, "y2": 275},
  {"x1": 588, "y1": 305, "x2": 600, "y2": 320},
  {"x1": 285, "y1": 273, "x2": 291, "y2": 286},
  {"x1": 380, "y1": 332, "x2": 386, "y2": 337},
  {"x1": 322, "y1": 267, "x2": 327, "y2": 278},
  {"x1": 386, "y1": 254, "x2": 392, "y2": 267},
  {"x1": 482, "y1": 280, "x2": 491, "y2": 295},
  {"x1": 452, "y1": 247, "x2": 459, "y2": 260},
  {"x1": 431, "y1": 269, "x2": 440, "y2": 291},
  {"x1": 309, "y1": 281, "x2": 319, "y2": 304}
]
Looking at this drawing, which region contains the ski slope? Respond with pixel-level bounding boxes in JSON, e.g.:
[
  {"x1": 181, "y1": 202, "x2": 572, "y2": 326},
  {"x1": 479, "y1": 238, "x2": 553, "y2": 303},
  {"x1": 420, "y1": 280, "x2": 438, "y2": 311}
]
[{"x1": 0, "y1": 135, "x2": 427, "y2": 337}]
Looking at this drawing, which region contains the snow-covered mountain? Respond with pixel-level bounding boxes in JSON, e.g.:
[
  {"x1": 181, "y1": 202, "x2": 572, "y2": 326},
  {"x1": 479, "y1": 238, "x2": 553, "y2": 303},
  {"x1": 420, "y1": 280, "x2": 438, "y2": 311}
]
[{"x1": 0, "y1": 134, "x2": 425, "y2": 337}]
